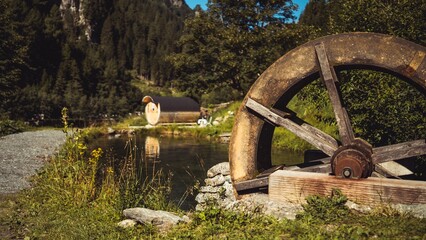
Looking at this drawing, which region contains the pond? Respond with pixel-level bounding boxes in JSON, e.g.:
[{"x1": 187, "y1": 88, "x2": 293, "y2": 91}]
[{"x1": 90, "y1": 133, "x2": 303, "y2": 209}]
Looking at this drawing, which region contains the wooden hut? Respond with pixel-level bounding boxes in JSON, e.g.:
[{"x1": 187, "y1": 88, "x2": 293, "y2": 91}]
[{"x1": 142, "y1": 96, "x2": 200, "y2": 125}]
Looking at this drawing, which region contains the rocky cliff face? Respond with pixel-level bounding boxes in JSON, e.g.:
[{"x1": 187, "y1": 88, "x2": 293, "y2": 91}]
[
  {"x1": 59, "y1": 0, "x2": 91, "y2": 41},
  {"x1": 170, "y1": 0, "x2": 184, "y2": 8}
]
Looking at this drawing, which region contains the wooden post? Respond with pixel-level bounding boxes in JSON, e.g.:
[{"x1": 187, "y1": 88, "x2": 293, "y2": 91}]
[{"x1": 269, "y1": 170, "x2": 426, "y2": 205}]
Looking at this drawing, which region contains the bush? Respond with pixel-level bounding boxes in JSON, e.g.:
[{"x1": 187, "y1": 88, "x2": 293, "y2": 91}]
[
  {"x1": 201, "y1": 86, "x2": 242, "y2": 106},
  {"x1": 0, "y1": 119, "x2": 26, "y2": 137}
]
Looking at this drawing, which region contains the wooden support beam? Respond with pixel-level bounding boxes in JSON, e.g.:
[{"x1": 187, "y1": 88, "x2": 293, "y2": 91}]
[
  {"x1": 234, "y1": 177, "x2": 269, "y2": 192},
  {"x1": 269, "y1": 170, "x2": 426, "y2": 205}
]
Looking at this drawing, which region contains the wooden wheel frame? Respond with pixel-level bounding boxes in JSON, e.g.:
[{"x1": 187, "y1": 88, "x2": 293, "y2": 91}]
[{"x1": 229, "y1": 33, "x2": 426, "y2": 200}]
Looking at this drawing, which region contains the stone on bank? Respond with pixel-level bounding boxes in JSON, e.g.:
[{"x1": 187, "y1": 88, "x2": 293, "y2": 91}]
[{"x1": 120, "y1": 207, "x2": 188, "y2": 231}]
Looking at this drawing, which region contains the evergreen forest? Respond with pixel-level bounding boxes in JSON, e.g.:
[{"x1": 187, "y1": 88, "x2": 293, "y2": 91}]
[
  {"x1": 1, "y1": 0, "x2": 425, "y2": 148},
  {"x1": 0, "y1": 0, "x2": 191, "y2": 120}
]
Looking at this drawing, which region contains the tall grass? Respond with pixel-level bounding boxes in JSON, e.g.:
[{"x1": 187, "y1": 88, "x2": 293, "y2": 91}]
[
  {"x1": 116, "y1": 138, "x2": 175, "y2": 211},
  {"x1": 12, "y1": 108, "x2": 175, "y2": 239}
]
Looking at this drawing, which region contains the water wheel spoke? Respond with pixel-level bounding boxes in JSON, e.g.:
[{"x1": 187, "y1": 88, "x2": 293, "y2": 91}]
[
  {"x1": 246, "y1": 97, "x2": 338, "y2": 156},
  {"x1": 375, "y1": 161, "x2": 413, "y2": 178},
  {"x1": 285, "y1": 156, "x2": 331, "y2": 173},
  {"x1": 291, "y1": 162, "x2": 331, "y2": 173},
  {"x1": 372, "y1": 139, "x2": 426, "y2": 164},
  {"x1": 315, "y1": 43, "x2": 355, "y2": 145}
]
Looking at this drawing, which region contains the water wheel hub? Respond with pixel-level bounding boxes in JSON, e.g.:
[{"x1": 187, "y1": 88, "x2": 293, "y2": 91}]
[{"x1": 331, "y1": 139, "x2": 373, "y2": 179}]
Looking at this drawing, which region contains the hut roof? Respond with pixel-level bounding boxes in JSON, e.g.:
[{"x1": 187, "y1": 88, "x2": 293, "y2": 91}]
[{"x1": 142, "y1": 96, "x2": 200, "y2": 112}]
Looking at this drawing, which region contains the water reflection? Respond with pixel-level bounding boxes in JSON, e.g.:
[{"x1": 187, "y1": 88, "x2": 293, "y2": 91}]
[
  {"x1": 90, "y1": 134, "x2": 303, "y2": 209},
  {"x1": 90, "y1": 134, "x2": 229, "y2": 209},
  {"x1": 145, "y1": 136, "x2": 160, "y2": 162}
]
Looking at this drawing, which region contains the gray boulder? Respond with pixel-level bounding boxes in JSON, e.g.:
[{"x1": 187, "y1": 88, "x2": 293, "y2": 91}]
[
  {"x1": 207, "y1": 162, "x2": 230, "y2": 178},
  {"x1": 123, "y1": 208, "x2": 184, "y2": 230}
]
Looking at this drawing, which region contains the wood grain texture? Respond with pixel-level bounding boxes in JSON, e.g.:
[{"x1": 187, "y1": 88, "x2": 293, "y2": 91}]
[
  {"x1": 372, "y1": 140, "x2": 426, "y2": 164},
  {"x1": 234, "y1": 177, "x2": 269, "y2": 192},
  {"x1": 269, "y1": 170, "x2": 426, "y2": 205},
  {"x1": 315, "y1": 43, "x2": 355, "y2": 145}
]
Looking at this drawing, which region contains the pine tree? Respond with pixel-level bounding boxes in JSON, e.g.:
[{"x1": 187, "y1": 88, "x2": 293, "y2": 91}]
[{"x1": 0, "y1": 0, "x2": 27, "y2": 117}]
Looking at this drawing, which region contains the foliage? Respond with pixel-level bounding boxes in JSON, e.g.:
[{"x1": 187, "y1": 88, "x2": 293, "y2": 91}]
[
  {"x1": 298, "y1": 0, "x2": 328, "y2": 32},
  {"x1": 0, "y1": 119, "x2": 27, "y2": 137},
  {"x1": 0, "y1": 0, "x2": 28, "y2": 118},
  {"x1": 340, "y1": 70, "x2": 426, "y2": 146},
  {"x1": 325, "y1": 0, "x2": 426, "y2": 45},
  {"x1": 200, "y1": 86, "x2": 242, "y2": 106},
  {"x1": 273, "y1": 90, "x2": 338, "y2": 151},
  {"x1": 297, "y1": 189, "x2": 349, "y2": 223},
  {"x1": 1, "y1": 0, "x2": 191, "y2": 121},
  {"x1": 169, "y1": 0, "x2": 317, "y2": 102}
]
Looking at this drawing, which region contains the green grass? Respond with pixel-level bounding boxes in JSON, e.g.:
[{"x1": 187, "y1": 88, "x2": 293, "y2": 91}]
[
  {"x1": 166, "y1": 191, "x2": 426, "y2": 239},
  {"x1": 4, "y1": 184, "x2": 426, "y2": 239},
  {"x1": 115, "y1": 115, "x2": 148, "y2": 128}
]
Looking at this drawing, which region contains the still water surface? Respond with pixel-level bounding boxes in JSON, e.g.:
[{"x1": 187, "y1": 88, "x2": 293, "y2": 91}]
[{"x1": 90, "y1": 133, "x2": 302, "y2": 209}]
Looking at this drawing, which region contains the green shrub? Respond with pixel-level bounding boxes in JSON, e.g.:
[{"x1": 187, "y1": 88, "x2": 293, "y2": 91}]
[
  {"x1": 297, "y1": 189, "x2": 349, "y2": 223},
  {"x1": 0, "y1": 119, "x2": 27, "y2": 137}
]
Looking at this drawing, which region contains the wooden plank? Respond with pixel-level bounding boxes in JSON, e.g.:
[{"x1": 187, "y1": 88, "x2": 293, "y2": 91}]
[
  {"x1": 269, "y1": 170, "x2": 426, "y2": 205},
  {"x1": 406, "y1": 51, "x2": 426, "y2": 76},
  {"x1": 301, "y1": 124, "x2": 339, "y2": 148},
  {"x1": 315, "y1": 43, "x2": 355, "y2": 145},
  {"x1": 377, "y1": 161, "x2": 413, "y2": 177},
  {"x1": 234, "y1": 177, "x2": 269, "y2": 192},
  {"x1": 293, "y1": 163, "x2": 331, "y2": 173},
  {"x1": 374, "y1": 164, "x2": 402, "y2": 179},
  {"x1": 373, "y1": 145, "x2": 426, "y2": 164},
  {"x1": 269, "y1": 108, "x2": 291, "y2": 118},
  {"x1": 285, "y1": 157, "x2": 331, "y2": 173},
  {"x1": 256, "y1": 165, "x2": 285, "y2": 178},
  {"x1": 246, "y1": 98, "x2": 338, "y2": 156},
  {"x1": 373, "y1": 140, "x2": 425, "y2": 154}
]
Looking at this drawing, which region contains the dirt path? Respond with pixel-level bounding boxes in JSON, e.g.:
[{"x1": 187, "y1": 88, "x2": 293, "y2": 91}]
[
  {"x1": 0, "y1": 130, "x2": 66, "y2": 194},
  {"x1": 0, "y1": 130, "x2": 65, "y2": 239}
]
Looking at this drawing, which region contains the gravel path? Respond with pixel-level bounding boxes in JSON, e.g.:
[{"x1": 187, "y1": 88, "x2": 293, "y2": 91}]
[{"x1": 0, "y1": 130, "x2": 66, "y2": 194}]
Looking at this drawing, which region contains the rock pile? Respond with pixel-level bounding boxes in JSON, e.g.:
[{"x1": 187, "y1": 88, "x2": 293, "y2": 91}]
[
  {"x1": 195, "y1": 162, "x2": 236, "y2": 211},
  {"x1": 195, "y1": 162, "x2": 304, "y2": 219}
]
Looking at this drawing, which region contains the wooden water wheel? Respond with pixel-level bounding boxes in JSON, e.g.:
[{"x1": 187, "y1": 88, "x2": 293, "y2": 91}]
[{"x1": 229, "y1": 32, "x2": 426, "y2": 204}]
